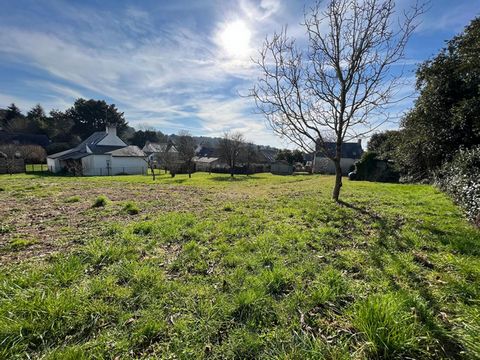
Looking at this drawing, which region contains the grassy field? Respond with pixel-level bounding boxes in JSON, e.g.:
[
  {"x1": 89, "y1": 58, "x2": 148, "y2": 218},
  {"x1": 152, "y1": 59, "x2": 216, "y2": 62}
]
[{"x1": 0, "y1": 172, "x2": 479, "y2": 359}]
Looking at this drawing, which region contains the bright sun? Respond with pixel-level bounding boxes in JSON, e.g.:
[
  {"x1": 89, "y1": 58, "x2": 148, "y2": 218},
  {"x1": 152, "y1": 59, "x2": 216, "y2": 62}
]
[{"x1": 219, "y1": 20, "x2": 251, "y2": 57}]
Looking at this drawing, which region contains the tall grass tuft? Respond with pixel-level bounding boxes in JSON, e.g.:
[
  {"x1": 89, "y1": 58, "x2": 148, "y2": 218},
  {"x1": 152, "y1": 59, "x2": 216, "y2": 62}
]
[
  {"x1": 351, "y1": 292, "x2": 420, "y2": 358},
  {"x1": 123, "y1": 201, "x2": 139, "y2": 215},
  {"x1": 92, "y1": 195, "x2": 108, "y2": 208},
  {"x1": 65, "y1": 195, "x2": 80, "y2": 203}
]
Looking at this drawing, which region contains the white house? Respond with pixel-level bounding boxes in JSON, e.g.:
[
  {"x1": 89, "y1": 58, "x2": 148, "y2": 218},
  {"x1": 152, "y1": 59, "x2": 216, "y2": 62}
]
[
  {"x1": 192, "y1": 145, "x2": 221, "y2": 172},
  {"x1": 313, "y1": 140, "x2": 363, "y2": 175},
  {"x1": 47, "y1": 125, "x2": 147, "y2": 176}
]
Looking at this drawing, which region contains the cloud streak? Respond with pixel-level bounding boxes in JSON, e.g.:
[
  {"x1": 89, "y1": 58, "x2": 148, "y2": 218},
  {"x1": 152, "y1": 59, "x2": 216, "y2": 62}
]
[{"x1": 0, "y1": 0, "x2": 477, "y2": 147}]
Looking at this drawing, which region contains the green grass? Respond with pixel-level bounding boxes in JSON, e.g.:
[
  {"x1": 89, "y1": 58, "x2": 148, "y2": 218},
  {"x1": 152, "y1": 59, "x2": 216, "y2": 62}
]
[
  {"x1": 65, "y1": 195, "x2": 80, "y2": 203},
  {"x1": 0, "y1": 172, "x2": 479, "y2": 359},
  {"x1": 92, "y1": 195, "x2": 108, "y2": 208},
  {"x1": 123, "y1": 201, "x2": 140, "y2": 215},
  {"x1": 7, "y1": 237, "x2": 37, "y2": 250}
]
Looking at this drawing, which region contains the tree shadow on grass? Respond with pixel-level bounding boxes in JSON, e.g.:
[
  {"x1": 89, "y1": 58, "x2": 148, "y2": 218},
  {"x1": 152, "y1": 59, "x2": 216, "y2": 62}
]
[
  {"x1": 338, "y1": 199, "x2": 467, "y2": 358},
  {"x1": 209, "y1": 175, "x2": 260, "y2": 182}
]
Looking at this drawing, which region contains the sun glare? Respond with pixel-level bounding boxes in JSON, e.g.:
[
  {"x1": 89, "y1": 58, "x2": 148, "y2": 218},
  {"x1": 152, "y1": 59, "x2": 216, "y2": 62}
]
[{"x1": 219, "y1": 20, "x2": 251, "y2": 57}]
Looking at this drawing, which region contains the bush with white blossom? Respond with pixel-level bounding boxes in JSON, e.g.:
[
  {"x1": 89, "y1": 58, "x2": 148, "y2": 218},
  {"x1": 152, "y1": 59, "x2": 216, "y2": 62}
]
[{"x1": 435, "y1": 146, "x2": 480, "y2": 226}]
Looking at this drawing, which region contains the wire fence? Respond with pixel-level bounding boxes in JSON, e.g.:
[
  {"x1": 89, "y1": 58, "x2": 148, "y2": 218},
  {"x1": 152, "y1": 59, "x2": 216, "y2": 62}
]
[{"x1": 25, "y1": 163, "x2": 48, "y2": 173}]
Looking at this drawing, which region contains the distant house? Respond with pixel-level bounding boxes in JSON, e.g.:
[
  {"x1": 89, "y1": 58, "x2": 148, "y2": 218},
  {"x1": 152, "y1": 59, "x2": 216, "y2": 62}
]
[
  {"x1": 271, "y1": 160, "x2": 294, "y2": 175},
  {"x1": 193, "y1": 145, "x2": 222, "y2": 172},
  {"x1": 0, "y1": 131, "x2": 50, "y2": 148},
  {"x1": 47, "y1": 125, "x2": 147, "y2": 175},
  {"x1": 142, "y1": 140, "x2": 180, "y2": 170},
  {"x1": 313, "y1": 140, "x2": 364, "y2": 175},
  {"x1": 257, "y1": 148, "x2": 278, "y2": 164},
  {"x1": 142, "y1": 141, "x2": 177, "y2": 158}
]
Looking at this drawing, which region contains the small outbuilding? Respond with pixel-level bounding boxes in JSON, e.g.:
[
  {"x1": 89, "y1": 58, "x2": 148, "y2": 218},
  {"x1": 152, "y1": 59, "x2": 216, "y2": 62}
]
[{"x1": 271, "y1": 160, "x2": 294, "y2": 175}]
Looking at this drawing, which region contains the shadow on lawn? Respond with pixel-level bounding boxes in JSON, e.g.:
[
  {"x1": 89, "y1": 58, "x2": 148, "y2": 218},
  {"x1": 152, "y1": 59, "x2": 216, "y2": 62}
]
[
  {"x1": 339, "y1": 199, "x2": 468, "y2": 358},
  {"x1": 209, "y1": 175, "x2": 260, "y2": 182}
]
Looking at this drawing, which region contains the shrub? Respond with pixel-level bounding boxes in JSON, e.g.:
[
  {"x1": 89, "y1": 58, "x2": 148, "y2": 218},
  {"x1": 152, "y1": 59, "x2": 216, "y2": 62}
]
[
  {"x1": 353, "y1": 151, "x2": 399, "y2": 183},
  {"x1": 92, "y1": 195, "x2": 108, "y2": 208},
  {"x1": 123, "y1": 201, "x2": 139, "y2": 215},
  {"x1": 435, "y1": 146, "x2": 480, "y2": 226}
]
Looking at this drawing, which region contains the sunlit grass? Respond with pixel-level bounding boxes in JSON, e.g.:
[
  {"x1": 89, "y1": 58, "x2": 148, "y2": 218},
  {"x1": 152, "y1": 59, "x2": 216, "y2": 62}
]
[{"x1": 0, "y1": 172, "x2": 478, "y2": 358}]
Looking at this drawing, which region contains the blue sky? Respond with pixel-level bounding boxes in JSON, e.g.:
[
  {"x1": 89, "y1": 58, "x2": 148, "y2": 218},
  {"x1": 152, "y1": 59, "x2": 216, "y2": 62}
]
[{"x1": 0, "y1": 0, "x2": 479, "y2": 147}]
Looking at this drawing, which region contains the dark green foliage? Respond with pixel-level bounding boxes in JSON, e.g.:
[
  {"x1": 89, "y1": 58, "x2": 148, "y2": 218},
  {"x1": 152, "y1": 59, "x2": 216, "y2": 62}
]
[
  {"x1": 1, "y1": 99, "x2": 129, "y2": 154},
  {"x1": 1, "y1": 103, "x2": 22, "y2": 129},
  {"x1": 129, "y1": 130, "x2": 163, "y2": 148},
  {"x1": 367, "y1": 130, "x2": 402, "y2": 161},
  {"x1": 354, "y1": 151, "x2": 400, "y2": 183},
  {"x1": 435, "y1": 146, "x2": 480, "y2": 226},
  {"x1": 275, "y1": 149, "x2": 304, "y2": 164},
  {"x1": 67, "y1": 99, "x2": 128, "y2": 140},
  {"x1": 396, "y1": 17, "x2": 480, "y2": 180}
]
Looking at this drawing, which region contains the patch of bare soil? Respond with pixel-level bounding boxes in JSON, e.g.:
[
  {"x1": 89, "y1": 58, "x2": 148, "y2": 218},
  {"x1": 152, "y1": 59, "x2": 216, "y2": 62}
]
[{"x1": 0, "y1": 181, "x2": 211, "y2": 265}]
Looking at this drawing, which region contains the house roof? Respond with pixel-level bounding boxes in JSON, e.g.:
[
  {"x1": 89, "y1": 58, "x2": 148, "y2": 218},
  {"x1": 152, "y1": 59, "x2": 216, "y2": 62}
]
[
  {"x1": 48, "y1": 130, "x2": 127, "y2": 160},
  {"x1": 108, "y1": 146, "x2": 145, "y2": 157},
  {"x1": 257, "y1": 148, "x2": 277, "y2": 163},
  {"x1": 195, "y1": 145, "x2": 220, "y2": 158},
  {"x1": 142, "y1": 141, "x2": 178, "y2": 154},
  {"x1": 193, "y1": 156, "x2": 219, "y2": 164},
  {"x1": 0, "y1": 131, "x2": 50, "y2": 147},
  {"x1": 316, "y1": 142, "x2": 363, "y2": 159}
]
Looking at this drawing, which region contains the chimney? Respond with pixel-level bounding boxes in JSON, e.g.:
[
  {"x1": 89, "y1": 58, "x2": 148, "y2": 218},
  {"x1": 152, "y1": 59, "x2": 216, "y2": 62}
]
[{"x1": 106, "y1": 124, "x2": 117, "y2": 136}]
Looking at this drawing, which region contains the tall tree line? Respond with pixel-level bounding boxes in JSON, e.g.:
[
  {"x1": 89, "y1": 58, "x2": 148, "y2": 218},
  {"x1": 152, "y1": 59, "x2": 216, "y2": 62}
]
[{"x1": 0, "y1": 98, "x2": 167, "y2": 154}]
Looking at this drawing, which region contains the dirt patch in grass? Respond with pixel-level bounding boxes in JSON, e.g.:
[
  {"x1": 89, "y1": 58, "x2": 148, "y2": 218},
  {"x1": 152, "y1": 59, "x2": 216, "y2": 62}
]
[{"x1": 0, "y1": 181, "x2": 210, "y2": 265}]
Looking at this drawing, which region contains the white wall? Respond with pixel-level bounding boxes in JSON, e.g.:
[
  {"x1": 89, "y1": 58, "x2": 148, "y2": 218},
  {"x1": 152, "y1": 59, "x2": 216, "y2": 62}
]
[
  {"x1": 313, "y1": 157, "x2": 356, "y2": 175},
  {"x1": 49, "y1": 154, "x2": 146, "y2": 176},
  {"x1": 111, "y1": 156, "x2": 147, "y2": 175},
  {"x1": 47, "y1": 158, "x2": 60, "y2": 173},
  {"x1": 82, "y1": 155, "x2": 111, "y2": 176}
]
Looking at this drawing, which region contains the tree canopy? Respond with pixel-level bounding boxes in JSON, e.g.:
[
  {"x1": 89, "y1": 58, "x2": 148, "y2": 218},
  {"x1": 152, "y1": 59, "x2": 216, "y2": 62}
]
[
  {"x1": 67, "y1": 99, "x2": 128, "y2": 140},
  {"x1": 396, "y1": 17, "x2": 480, "y2": 179}
]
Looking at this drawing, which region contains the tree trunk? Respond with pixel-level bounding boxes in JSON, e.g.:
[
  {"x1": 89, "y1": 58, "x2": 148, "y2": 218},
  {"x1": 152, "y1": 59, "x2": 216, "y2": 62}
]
[
  {"x1": 332, "y1": 159, "x2": 342, "y2": 202},
  {"x1": 230, "y1": 161, "x2": 234, "y2": 177}
]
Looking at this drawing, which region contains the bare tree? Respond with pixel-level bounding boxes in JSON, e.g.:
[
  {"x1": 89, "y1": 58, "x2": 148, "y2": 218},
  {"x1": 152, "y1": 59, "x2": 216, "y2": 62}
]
[
  {"x1": 176, "y1": 130, "x2": 196, "y2": 178},
  {"x1": 144, "y1": 155, "x2": 156, "y2": 181},
  {"x1": 241, "y1": 143, "x2": 260, "y2": 176},
  {"x1": 157, "y1": 140, "x2": 180, "y2": 177},
  {"x1": 0, "y1": 145, "x2": 22, "y2": 174},
  {"x1": 250, "y1": 0, "x2": 424, "y2": 201},
  {"x1": 219, "y1": 131, "x2": 245, "y2": 177},
  {"x1": 22, "y1": 145, "x2": 46, "y2": 164}
]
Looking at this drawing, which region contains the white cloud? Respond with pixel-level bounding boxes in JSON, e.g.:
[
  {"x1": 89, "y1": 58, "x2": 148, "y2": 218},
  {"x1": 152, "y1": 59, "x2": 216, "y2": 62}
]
[
  {"x1": 0, "y1": 1, "x2": 285, "y2": 143},
  {"x1": 0, "y1": 0, "x2": 447, "y2": 148}
]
